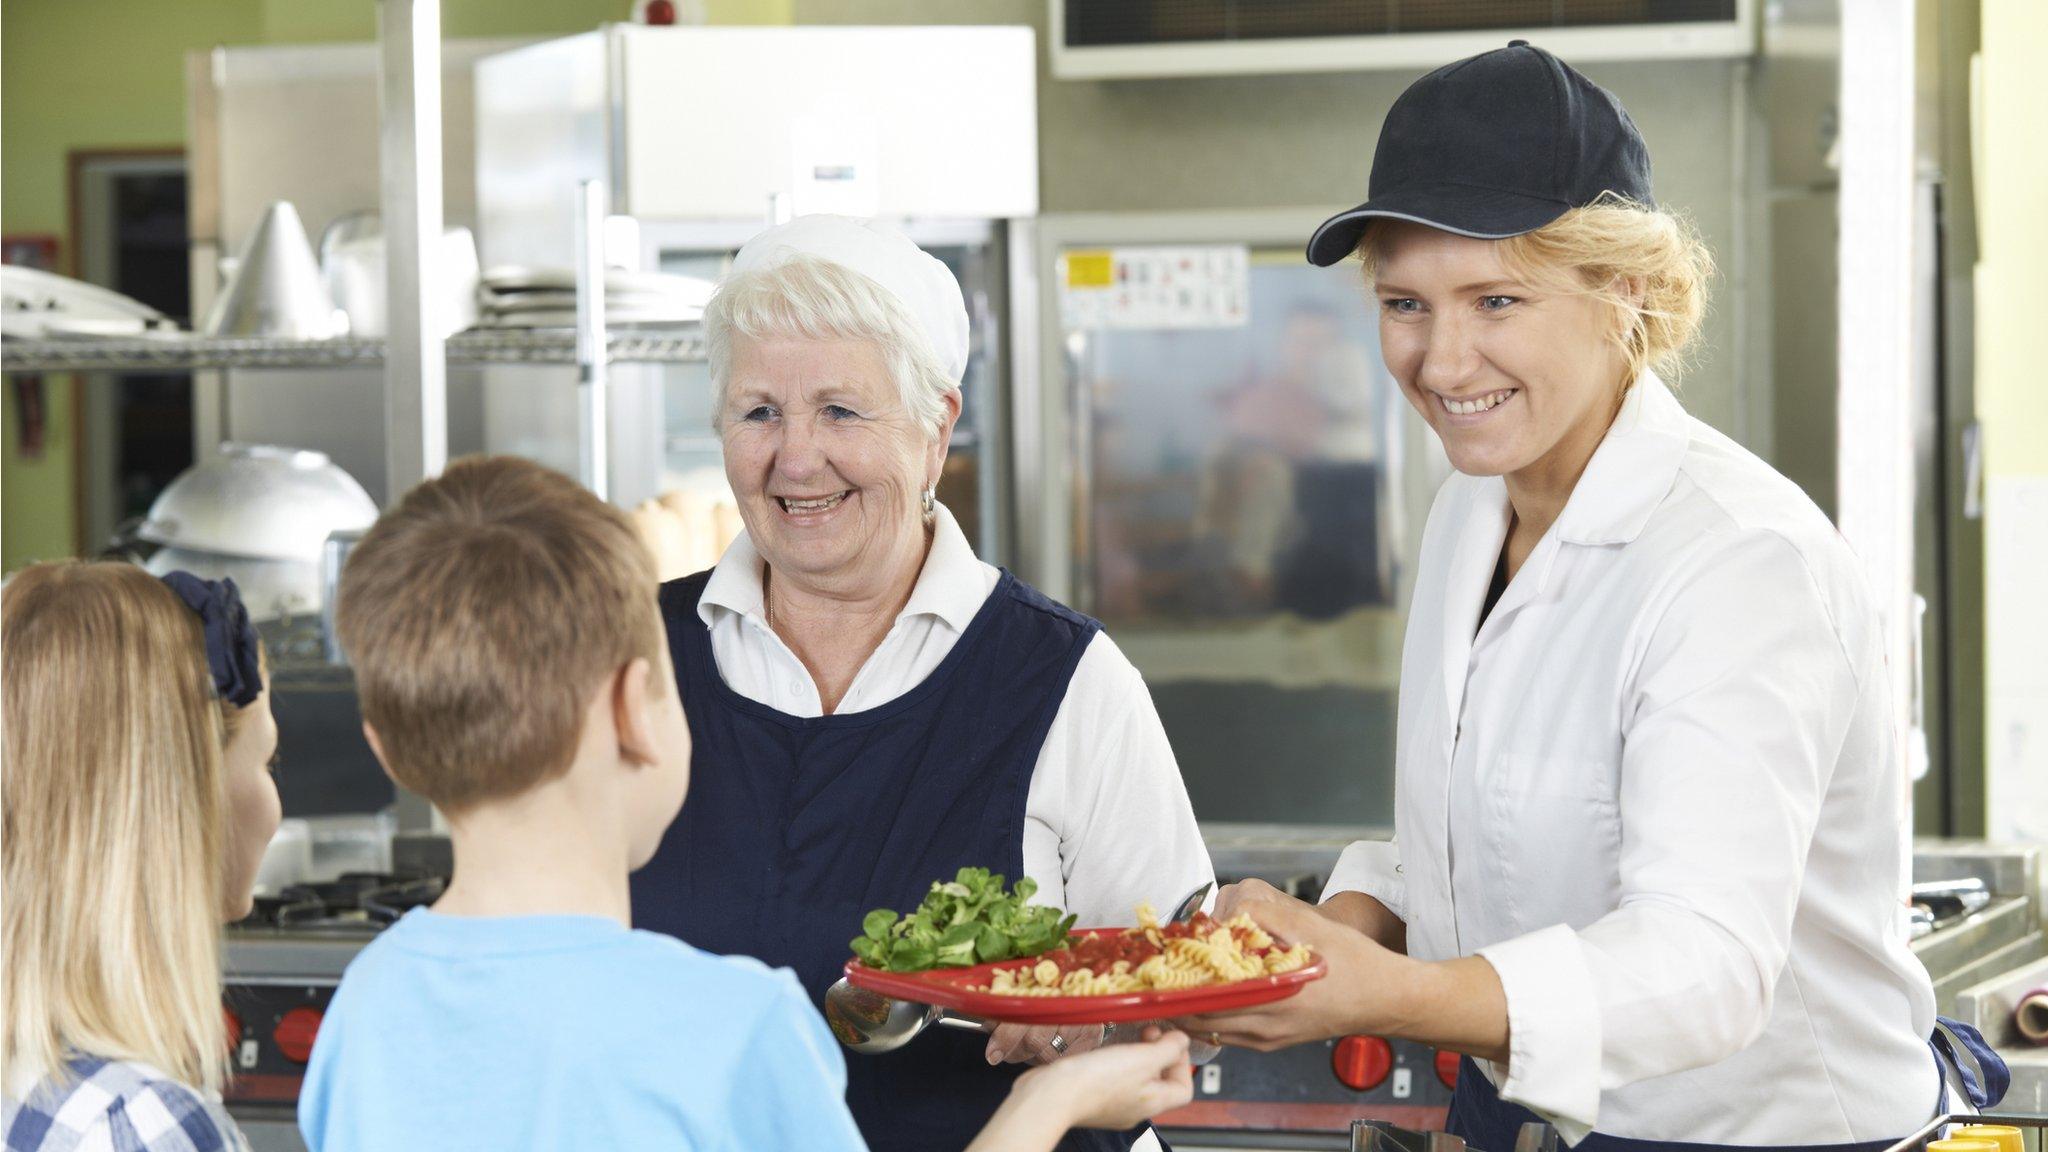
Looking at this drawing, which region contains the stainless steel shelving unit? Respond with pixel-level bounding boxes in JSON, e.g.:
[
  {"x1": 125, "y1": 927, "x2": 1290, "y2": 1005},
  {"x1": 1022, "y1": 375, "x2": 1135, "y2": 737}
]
[
  {"x1": 457, "y1": 326, "x2": 705, "y2": 365},
  {"x1": 0, "y1": 327, "x2": 706, "y2": 375}
]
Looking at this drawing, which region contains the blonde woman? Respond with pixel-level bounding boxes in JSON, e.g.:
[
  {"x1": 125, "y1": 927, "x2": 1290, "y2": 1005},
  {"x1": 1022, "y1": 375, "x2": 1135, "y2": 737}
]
[
  {"x1": 1180, "y1": 42, "x2": 2006, "y2": 1150},
  {"x1": 4, "y1": 565, "x2": 279, "y2": 1152}
]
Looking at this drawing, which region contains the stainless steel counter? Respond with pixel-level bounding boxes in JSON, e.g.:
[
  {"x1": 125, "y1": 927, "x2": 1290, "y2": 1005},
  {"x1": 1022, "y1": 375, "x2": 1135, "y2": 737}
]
[
  {"x1": 1909, "y1": 841, "x2": 2046, "y2": 1017},
  {"x1": 1951, "y1": 953, "x2": 2048, "y2": 1113}
]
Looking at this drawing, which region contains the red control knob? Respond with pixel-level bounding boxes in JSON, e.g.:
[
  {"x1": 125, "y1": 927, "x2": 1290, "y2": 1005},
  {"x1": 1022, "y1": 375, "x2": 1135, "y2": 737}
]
[
  {"x1": 273, "y1": 1007, "x2": 323, "y2": 1064},
  {"x1": 1331, "y1": 1035, "x2": 1394, "y2": 1092},
  {"x1": 1435, "y1": 1049, "x2": 1461, "y2": 1089}
]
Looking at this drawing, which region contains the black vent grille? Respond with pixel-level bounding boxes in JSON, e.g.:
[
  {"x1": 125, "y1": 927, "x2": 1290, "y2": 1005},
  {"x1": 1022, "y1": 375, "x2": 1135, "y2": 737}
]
[{"x1": 1065, "y1": 1, "x2": 1740, "y2": 48}]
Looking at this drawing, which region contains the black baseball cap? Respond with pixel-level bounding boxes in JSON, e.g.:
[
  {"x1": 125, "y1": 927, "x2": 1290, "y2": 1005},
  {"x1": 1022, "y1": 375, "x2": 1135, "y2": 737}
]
[{"x1": 1306, "y1": 41, "x2": 1654, "y2": 267}]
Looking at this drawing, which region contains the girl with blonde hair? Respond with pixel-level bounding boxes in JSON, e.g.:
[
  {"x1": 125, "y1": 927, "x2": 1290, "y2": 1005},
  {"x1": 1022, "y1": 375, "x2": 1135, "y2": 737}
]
[
  {"x1": 3, "y1": 563, "x2": 279, "y2": 1152},
  {"x1": 1180, "y1": 40, "x2": 2004, "y2": 1151}
]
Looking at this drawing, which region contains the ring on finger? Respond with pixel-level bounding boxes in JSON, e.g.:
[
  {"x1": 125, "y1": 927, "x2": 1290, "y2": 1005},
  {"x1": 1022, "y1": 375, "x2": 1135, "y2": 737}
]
[{"x1": 1049, "y1": 1031, "x2": 1068, "y2": 1055}]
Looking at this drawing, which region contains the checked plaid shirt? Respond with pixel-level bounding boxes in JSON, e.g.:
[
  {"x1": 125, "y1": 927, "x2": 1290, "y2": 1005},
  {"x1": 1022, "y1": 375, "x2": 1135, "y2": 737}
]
[{"x1": 3, "y1": 1057, "x2": 247, "y2": 1152}]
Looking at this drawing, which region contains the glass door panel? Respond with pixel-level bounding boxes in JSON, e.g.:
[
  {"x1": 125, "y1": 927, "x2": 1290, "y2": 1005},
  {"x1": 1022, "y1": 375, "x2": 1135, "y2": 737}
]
[{"x1": 1067, "y1": 246, "x2": 1447, "y2": 826}]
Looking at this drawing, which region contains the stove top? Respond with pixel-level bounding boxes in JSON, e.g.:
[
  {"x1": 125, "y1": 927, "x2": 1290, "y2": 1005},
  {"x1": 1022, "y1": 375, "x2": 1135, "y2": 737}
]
[
  {"x1": 224, "y1": 870, "x2": 447, "y2": 1129},
  {"x1": 235, "y1": 870, "x2": 444, "y2": 936},
  {"x1": 1157, "y1": 867, "x2": 1455, "y2": 1148}
]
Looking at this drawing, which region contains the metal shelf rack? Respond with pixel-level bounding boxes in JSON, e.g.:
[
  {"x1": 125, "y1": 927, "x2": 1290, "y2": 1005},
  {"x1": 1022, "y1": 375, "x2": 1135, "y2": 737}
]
[{"x1": 0, "y1": 326, "x2": 705, "y2": 375}]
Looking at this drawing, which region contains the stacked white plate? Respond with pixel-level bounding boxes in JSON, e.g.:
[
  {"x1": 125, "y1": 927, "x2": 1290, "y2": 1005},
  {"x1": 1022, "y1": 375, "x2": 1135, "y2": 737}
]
[
  {"x1": 477, "y1": 266, "x2": 715, "y2": 329},
  {"x1": 1, "y1": 265, "x2": 181, "y2": 340}
]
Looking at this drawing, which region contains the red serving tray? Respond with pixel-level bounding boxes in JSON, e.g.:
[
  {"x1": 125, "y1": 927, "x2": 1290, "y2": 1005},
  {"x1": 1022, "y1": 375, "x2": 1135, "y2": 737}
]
[{"x1": 844, "y1": 927, "x2": 1327, "y2": 1024}]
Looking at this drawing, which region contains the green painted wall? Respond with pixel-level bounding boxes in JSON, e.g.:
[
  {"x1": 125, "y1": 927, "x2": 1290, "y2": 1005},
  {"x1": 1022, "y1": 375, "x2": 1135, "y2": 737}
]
[
  {"x1": 256, "y1": 0, "x2": 792, "y2": 45},
  {"x1": 0, "y1": 0, "x2": 788, "y2": 571},
  {"x1": 3, "y1": 1, "x2": 263, "y2": 570}
]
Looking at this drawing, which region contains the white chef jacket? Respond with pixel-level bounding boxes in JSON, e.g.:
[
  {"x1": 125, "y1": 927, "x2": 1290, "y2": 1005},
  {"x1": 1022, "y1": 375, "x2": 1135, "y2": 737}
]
[
  {"x1": 696, "y1": 502, "x2": 1215, "y2": 932},
  {"x1": 1323, "y1": 375, "x2": 1938, "y2": 1144}
]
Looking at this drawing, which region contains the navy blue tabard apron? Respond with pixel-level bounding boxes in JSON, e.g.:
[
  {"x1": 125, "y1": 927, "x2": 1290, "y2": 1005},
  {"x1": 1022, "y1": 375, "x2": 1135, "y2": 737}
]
[
  {"x1": 1444, "y1": 1017, "x2": 2009, "y2": 1152},
  {"x1": 631, "y1": 569, "x2": 1149, "y2": 1152}
]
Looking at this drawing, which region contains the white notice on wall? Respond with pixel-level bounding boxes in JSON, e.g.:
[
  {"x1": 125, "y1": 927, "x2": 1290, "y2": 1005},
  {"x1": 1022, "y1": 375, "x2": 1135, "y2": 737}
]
[{"x1": 1059, "y1": 245, "x2": 1250, "y2": 330}]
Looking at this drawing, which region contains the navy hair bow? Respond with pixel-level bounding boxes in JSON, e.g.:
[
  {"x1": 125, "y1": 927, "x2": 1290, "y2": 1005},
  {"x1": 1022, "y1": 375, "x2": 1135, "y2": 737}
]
[{"x1": 159, "y1": 571, "x2": 263, "y2": 707}]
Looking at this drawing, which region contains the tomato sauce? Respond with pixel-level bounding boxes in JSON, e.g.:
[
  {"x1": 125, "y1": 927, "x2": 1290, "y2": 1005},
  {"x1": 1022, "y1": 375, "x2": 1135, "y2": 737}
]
[{"x1": 1031, "y1": 912, "x2": 1268, "y2": 977}]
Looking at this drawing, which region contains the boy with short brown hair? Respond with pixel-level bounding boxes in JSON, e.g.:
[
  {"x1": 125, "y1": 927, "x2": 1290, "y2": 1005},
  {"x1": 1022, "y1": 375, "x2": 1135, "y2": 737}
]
[
  {"x1": 301, "y1": 455, "x2": 1189, "y2": 1152},
  {"x1": 335, "y1": 452, "x2": 669, "y2": 813}
]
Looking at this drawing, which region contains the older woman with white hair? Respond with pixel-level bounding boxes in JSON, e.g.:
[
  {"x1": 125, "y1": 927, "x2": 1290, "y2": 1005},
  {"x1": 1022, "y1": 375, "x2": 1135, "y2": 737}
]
[{"x1": 629, "y1": 215, "x2": 1212, "y2": 1152}]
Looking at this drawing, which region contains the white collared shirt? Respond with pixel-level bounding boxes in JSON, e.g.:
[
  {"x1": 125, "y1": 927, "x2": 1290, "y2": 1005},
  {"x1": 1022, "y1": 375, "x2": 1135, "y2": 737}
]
[
  {"x1": 695, "y1": 503, "x2": 1215, "y2": 932},
  {"x1": 1323, "y1": 375, "x2": 1938, "y2": 1143}
]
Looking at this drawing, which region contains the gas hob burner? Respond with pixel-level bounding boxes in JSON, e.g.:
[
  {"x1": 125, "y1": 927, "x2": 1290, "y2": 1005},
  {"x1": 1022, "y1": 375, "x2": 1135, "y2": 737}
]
[{"x1": 235, "y1": 870, "x2": 445, "y2": 934}]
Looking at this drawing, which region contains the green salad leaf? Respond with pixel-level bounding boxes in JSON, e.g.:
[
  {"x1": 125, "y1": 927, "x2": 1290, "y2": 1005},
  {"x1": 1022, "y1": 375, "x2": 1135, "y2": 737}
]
[{"x1": 849, "y1": 867, "x2": 1077, "y2": 973}]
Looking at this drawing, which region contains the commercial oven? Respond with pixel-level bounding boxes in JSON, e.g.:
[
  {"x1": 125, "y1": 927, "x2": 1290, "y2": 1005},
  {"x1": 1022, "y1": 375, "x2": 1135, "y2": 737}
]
[
  {"x1": 1022, "y1": 209, "x2": 1453, "y2": 1143},
  {"x1": 1023, "y1": 208, "x2": 1448, "y2": 835}
]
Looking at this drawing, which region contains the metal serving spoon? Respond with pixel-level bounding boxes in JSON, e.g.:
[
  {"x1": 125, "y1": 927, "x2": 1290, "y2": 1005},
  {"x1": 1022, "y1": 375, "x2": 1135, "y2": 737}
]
[
  {"x1": 824, "y1": 978, "x2": 991, "y2": 1054},
  {"x1": 826, "y1": 879, "x2": 1217, "y2": 1055},
  {"x1": 1169, "y1": 880, "x2": 1215, "y2": 925}
]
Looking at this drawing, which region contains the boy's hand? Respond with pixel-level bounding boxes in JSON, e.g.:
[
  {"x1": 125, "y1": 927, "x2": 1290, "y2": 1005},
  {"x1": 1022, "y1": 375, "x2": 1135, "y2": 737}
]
[{"x1": 1015, "y1": 1028, "x2": 1192, "y2": 1131}]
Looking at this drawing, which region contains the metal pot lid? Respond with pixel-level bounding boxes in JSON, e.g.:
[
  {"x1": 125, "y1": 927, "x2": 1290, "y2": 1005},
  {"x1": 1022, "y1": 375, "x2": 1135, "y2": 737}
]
[
  {"x1": 143, "y1": 545, "x2": 321, "y2": 625},
  {"x1": 138, "y1": 443, "x2": 378, "y2": 563}
]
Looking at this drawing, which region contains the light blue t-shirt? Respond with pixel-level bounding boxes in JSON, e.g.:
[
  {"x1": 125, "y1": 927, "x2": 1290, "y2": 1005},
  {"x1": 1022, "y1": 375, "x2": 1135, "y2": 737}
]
[{"x1": 298, "y1": 908, "x2": 867, "y2": 1152}]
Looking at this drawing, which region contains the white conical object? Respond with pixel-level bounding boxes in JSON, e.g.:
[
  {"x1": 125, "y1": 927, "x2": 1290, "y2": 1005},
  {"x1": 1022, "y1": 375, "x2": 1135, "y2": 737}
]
[{"x1": 203, "y1": 201, "x2": 345, "y2": 338}]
